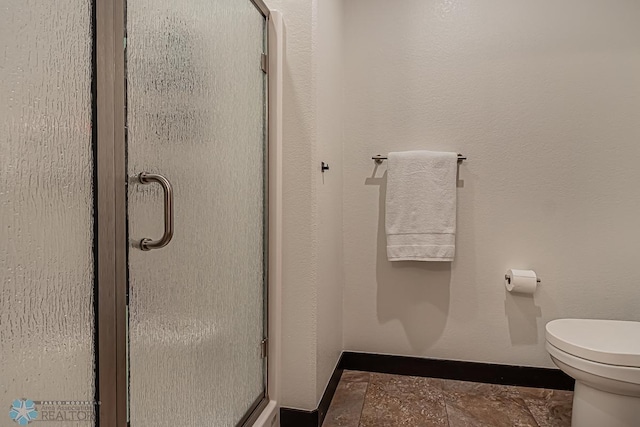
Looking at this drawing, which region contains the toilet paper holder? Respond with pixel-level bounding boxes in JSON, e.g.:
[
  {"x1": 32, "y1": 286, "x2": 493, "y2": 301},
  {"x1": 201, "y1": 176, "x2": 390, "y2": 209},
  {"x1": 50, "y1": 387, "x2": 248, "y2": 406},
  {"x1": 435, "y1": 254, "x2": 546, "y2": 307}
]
[{"x1": 505, "y1": 274, "x2": 541, "y2": 284}]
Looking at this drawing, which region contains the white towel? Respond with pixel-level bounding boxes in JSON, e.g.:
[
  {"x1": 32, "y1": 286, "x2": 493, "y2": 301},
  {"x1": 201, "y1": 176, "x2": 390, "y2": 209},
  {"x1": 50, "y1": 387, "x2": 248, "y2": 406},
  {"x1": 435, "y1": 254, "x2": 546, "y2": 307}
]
[{"x1": 385, "y1": 150, "x2": 458, "y2": 262}]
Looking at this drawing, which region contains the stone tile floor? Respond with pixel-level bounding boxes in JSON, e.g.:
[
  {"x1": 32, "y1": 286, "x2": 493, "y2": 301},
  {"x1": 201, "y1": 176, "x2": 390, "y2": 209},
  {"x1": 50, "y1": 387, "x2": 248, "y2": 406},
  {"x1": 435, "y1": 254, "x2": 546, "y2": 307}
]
[{"x1": 323, "y1": 371, "x2": 573, "y2": 427}]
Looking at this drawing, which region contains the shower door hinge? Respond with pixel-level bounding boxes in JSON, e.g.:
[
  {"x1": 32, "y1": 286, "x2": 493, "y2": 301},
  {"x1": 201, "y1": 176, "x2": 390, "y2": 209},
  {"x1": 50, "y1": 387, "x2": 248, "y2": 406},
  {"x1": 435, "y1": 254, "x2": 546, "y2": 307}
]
[
  {"x1": 260, "y1": 338, "x2": 268, "y2": 359},
  {"x1": 261, "y1": 53, "x2": 268, "y2": 74}
]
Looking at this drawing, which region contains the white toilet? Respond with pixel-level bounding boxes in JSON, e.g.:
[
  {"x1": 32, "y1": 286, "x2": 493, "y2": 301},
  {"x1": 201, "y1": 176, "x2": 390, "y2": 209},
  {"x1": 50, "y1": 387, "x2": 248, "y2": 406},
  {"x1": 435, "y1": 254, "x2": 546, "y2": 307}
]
[{"x1": 545, "y1": 319, "x2": 640, "y2": 427}]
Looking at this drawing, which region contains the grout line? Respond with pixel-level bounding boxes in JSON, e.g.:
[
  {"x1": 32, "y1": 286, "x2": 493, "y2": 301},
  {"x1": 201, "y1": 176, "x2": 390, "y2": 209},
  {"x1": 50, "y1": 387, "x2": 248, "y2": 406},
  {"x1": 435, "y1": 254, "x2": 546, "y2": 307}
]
[
  {"x1": 442, "y1": 398, "x2": 451, "y2": 426},
  {"x1": 440, "y1": 378, "x2": 452, "y2": 427},
  {"x1": 356, "y1": 372, "x2": 372, "y2": 427},
  {"x1": 514, "y1": 387, "x2": 544, "y2": 427},
  {"x1": 506, "y1": 384, "x2": 541, "y2": 427}
]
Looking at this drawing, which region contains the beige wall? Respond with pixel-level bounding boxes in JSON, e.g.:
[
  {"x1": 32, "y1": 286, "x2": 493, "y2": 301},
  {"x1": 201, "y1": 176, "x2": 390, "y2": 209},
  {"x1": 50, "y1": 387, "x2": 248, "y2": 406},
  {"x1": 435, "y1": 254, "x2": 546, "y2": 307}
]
[
  {"x1": 266, "y1": 0, "x2": 640, "y2": 413},
  {"x1": 342, "y1": 0, "x2": 640, "y2": 367},
  {"x1": 315, "y1": 0, "x2": 345, "y2": 404},
  {"x1": 264, "y1": 0, "x2": 344, "y2": 411},
  {"x1": 263, "y1": 0, "x2": 317, "y2": 410}
]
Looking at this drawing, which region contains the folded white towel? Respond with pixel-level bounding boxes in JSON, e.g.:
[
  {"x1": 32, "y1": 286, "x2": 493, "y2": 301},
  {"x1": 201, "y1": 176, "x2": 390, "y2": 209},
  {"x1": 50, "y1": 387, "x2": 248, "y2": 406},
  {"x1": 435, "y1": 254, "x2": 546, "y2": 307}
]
[{"x1": 385, "y1": 150, "x2": 458, "y2": 262}]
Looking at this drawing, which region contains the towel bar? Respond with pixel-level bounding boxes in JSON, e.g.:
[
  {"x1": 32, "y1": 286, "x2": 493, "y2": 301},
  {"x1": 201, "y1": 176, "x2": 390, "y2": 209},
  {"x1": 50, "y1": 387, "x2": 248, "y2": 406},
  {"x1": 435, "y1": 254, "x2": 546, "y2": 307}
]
[{"x1": 372, "y1": 154, "x2": 467, "y2": 164}]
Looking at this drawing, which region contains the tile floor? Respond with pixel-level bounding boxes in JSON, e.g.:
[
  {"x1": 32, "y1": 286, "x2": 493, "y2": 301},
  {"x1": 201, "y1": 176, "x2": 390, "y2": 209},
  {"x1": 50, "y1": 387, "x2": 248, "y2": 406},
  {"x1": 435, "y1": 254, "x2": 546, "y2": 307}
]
[{"x1": 323, "y1": 371, "x2": 573, "y2": 427}]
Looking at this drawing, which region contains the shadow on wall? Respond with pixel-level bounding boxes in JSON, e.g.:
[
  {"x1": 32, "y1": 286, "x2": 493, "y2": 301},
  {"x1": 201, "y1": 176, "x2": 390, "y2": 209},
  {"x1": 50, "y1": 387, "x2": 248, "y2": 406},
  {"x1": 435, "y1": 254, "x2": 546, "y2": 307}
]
[
  {"x1": 365, "y1": 168, "x2": 451, "y2": 353},
  {"x1": 504, "y1": 290, "x2": 542, "y2": 345}
]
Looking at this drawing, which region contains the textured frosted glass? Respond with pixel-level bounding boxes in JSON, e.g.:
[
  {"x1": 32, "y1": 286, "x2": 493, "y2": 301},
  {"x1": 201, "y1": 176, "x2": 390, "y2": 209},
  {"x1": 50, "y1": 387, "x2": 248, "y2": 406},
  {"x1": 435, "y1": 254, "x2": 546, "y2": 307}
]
[
  {"x1": 126, "y1": 0, "x2": 266, "y2": 425},
  {"x1": 0, "y1": 0, "x2": 96, "y2": 412}
]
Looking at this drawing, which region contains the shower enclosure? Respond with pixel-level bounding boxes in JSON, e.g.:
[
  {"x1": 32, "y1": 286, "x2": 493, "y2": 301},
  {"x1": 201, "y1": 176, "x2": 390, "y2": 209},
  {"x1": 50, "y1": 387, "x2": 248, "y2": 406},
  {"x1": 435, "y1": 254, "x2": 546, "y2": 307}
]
[{"x1": 1, "y1": 0, "x2": 270, "y2": 425}]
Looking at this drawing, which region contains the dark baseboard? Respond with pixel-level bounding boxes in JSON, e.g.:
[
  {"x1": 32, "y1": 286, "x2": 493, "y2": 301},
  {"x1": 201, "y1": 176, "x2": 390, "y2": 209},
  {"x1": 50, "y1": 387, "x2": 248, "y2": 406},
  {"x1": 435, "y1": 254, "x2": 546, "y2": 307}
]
[
  {"x1": 279, "y1": 408, "x2": 318, "y2": 427},
  {"x1": 339, "y1": 352, "x2": 574, "y2": 391},
  {"x1": 280, "y1": 354, "x2": 344, "y2": 427},
  {"x1": 317, "y1": 361, "x2": 344, "y2": 425}
]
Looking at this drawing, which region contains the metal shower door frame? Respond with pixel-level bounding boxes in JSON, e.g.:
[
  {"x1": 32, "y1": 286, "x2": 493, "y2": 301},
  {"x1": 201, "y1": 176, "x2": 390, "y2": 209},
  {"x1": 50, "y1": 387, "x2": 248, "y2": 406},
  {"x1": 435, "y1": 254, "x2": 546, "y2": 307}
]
[{"x1": 94, "y1": 0, "x2": 271, "y2": 425}]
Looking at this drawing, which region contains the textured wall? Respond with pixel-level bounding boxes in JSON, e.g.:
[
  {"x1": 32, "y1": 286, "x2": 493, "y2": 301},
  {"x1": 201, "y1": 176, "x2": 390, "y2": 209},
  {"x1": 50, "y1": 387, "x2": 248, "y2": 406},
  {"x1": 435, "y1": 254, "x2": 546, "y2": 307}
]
[
  {"x1": 342, "y1": 0, "x2": 640, "y2": 367},
  {"x1": 315, "y1": 0, "x2": 345, "y2": 404},
  {"x1": 265, "y1": 0, "x2": 318, "y2": 410},
  {"x1": 264, "y1": 0, "x2": 344, "y2": 411}
]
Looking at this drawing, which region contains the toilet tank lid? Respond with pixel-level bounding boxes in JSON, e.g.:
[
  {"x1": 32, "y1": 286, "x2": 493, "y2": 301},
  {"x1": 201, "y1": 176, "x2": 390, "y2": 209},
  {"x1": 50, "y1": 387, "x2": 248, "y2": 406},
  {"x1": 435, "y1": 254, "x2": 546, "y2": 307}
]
[{"x1": 546, "y1": 319, "x2": 640, "y2": 368}]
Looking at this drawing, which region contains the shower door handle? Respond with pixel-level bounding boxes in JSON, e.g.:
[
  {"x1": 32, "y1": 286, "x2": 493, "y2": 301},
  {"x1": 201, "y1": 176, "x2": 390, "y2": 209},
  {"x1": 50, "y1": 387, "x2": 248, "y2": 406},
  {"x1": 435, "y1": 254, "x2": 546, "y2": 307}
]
[{"x1": 137, "y1": 172, "x2": 174, "y2": 251}]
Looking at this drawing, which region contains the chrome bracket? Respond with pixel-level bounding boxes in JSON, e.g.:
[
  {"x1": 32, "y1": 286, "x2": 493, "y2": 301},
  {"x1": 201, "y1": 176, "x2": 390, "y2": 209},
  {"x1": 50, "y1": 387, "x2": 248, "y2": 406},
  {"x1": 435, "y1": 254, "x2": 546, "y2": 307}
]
[{"x1": 505, "y1": 274, "x2": 542, "y2": 284}]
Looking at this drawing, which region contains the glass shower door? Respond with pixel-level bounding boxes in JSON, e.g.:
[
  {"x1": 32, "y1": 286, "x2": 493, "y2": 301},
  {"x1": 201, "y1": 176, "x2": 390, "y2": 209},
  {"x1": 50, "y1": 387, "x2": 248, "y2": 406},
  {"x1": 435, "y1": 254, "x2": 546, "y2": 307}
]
[
  {"x1": 125, "y1": 0, "x2": 267, "y2": 425},
  {"x1": 1, "y1": 0, "x2": 96, "y2": 422}
]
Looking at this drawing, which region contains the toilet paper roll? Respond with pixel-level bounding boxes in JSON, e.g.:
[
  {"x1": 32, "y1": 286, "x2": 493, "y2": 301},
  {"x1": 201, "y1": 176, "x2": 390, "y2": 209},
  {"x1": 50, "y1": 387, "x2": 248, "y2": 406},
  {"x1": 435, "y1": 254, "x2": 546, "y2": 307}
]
[{"x1": 505, "y1": 269, "x2": 538, "y2": 294}]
